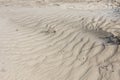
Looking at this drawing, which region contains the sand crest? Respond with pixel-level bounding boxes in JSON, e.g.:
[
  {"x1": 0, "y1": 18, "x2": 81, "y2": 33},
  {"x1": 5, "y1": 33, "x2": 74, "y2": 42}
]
[{"x1": 0, "y1": 0, "x2": 120, "y2": 80}]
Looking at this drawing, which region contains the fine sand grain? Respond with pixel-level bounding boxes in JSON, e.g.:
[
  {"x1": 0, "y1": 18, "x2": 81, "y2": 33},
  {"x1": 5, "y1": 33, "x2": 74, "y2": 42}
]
[{"x1": 0, "y1": 0, "x2": 120, "y2": 80}]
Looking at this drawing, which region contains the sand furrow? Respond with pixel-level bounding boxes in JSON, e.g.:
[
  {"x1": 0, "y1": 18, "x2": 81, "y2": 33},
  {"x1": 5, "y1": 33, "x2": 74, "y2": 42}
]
[{"x1": 0, "y1": 3, "x2": 120, "y2": 80}]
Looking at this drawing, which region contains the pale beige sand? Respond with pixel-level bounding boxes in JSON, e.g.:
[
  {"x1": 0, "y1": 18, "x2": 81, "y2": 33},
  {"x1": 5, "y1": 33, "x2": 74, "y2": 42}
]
[{"x1": 0, "y1": 1, "x2": 120, "y2": 80}]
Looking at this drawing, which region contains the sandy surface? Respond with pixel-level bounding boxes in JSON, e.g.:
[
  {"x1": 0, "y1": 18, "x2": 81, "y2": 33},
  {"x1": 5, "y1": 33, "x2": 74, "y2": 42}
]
[{"x1": 0, "y1": 0, "x2": 120, "y2": 80}]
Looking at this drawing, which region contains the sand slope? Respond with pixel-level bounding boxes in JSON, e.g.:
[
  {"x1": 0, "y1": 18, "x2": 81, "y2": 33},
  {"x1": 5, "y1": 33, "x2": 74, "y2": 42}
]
[{"x1": 0, "y1": 2, "x2": 120, "y2": 80}]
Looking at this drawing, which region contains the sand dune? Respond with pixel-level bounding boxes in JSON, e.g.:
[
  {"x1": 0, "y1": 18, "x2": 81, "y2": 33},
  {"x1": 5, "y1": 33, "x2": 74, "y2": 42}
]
[{"x1": 0, "y1": 1, "x2": 120, "y2": 80}]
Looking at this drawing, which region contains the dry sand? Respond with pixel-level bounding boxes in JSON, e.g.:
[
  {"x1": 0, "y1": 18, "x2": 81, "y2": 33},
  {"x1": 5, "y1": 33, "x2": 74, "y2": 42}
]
[{"x1": 0, "y1": 0, "x2": 120, "y2": 80}]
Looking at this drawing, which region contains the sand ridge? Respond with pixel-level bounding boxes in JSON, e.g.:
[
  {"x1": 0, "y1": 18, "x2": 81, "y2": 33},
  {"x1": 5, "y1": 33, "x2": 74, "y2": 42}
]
[{"x1": 0, "y1": 1, "x2": 120, "y2": 80}]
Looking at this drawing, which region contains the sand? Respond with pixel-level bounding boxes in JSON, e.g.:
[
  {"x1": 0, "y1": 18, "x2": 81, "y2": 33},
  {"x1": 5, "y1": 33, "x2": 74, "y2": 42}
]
[{"x1": 0, "y1": 0, "x2": 120, "y2": 80}]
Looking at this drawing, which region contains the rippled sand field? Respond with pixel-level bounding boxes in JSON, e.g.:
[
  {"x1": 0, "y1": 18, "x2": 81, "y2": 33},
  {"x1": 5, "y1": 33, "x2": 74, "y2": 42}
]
[{"x1": 0, "y1": 0, "x2": 120, "y2": 80}]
